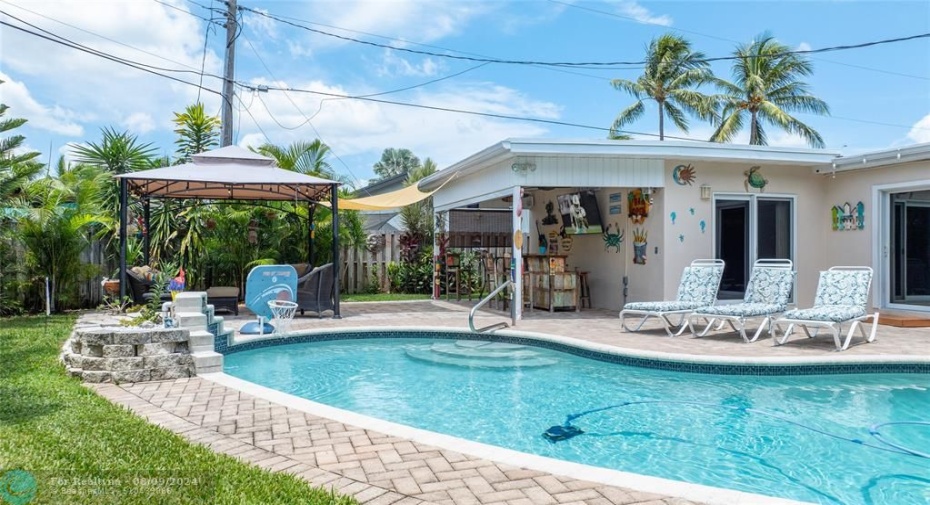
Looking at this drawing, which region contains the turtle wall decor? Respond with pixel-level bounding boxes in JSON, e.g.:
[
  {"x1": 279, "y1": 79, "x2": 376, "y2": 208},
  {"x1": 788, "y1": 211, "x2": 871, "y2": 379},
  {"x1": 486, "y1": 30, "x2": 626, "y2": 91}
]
[{"x1": 744, "y1": 166, "x2": 768, "y2": 193}]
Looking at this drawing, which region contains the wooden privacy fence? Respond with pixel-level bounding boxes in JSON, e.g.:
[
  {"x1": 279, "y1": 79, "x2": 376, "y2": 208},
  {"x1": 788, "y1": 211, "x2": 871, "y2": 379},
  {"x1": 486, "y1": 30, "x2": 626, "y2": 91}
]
[
  {"x1": 341, "y1": 232, "x2": 401, "y2": 294},
  {"x1": 339, "y1": 232, "x2": 514, "y2": 295}
]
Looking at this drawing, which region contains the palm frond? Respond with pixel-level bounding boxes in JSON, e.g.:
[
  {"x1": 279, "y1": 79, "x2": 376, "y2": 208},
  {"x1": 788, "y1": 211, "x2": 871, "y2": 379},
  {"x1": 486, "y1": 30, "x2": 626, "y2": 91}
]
[
  {"x1": 710, "y1": 110, "x2": 745, "y2": 143},
  {"x1": 610, "y1": 100, "x2": 646, "y2": 136},
  {"x1": 663, "y1": 101, "x2": 690, "y2": 132}
]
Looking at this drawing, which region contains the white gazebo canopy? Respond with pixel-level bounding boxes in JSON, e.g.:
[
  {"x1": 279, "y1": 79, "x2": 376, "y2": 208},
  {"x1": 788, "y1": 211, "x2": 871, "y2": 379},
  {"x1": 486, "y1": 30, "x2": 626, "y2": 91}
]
[
  {"x1": 115, "y1": 146, "x2": 339, "y2": 202},
  {"x1": 113, "y1": 145, "x2": 342, "y2": 317}
]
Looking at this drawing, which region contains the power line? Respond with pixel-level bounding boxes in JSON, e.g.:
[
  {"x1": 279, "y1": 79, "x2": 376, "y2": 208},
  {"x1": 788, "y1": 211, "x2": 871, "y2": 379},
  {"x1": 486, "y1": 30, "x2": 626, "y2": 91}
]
[
  {"x1": 238, "y1": 4, "x2": 930, "y2": 70},
  {"x1": 234, "y1": 91, "x2": 270, "y2": 143},
  {"x1": 1, "y1": 10, "x2": 225, "y2": 80},
  {"x1": 238, "y1": 7, "x2": 610, "y2": 82},
  {"x1": 240, "y1": 30, "x2": 365, "y2": 188},
  {"x1": 196, "y1": 0, "x2": 216, "y2": 102},
  {"x1": 0, "y1": 16, "x2": 222, "y2": 97},
  {"x1": 0, "y1": 0, "x2": 214, "y2": 73},
  {"x1": 150, "y1": 0, "x2": 222, "y2": 25},
  {"x1": 549, "y1": 0, "x2": 930, "y2": 81},
  {"x1": 251, "y1": 83, "x2": 710, "y2": 142}
]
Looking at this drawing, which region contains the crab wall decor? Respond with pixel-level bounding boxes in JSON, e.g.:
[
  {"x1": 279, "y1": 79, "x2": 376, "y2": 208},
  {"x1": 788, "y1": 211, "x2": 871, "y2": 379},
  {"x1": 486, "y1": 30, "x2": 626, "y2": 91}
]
[
  {"x1": 672, "y1": 164, "x2": 697, "y2": 186},
  {"x1": 602, "y1": 223, "x2": 624, "y2": 253},
  {"x1": 744, "y1": 166, "x2": 768, "y2": 192}
]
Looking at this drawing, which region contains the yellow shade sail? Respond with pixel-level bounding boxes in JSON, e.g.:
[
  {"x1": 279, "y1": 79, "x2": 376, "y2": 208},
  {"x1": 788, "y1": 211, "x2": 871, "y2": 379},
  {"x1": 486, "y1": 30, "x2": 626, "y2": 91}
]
[{"x1": 325, "y1": 176, "x2": 453, "y2": 210}]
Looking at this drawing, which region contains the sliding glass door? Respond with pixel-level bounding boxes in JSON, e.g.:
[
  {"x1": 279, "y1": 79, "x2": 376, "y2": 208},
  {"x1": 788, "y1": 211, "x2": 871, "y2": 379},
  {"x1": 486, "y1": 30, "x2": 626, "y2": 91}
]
[
  {"x1": 890, "y1": 192, "x2": 930, "y2": 306},
  {"x1": 715, "y1": 195, "x2": 794, "y2": 300}
]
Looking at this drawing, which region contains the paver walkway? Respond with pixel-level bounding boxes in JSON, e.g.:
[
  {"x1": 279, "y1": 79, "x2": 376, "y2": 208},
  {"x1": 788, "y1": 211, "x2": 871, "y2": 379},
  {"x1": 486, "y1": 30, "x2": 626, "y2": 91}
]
[{"x1": 90, "y1": 378, "x2": 699, "y2": 505}]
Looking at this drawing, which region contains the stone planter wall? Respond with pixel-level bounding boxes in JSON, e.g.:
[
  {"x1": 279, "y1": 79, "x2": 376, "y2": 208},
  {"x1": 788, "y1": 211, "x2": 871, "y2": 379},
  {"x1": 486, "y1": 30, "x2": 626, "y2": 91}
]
[{"x1": 61, "y1": 327, "x2": 194, "y2": 383}]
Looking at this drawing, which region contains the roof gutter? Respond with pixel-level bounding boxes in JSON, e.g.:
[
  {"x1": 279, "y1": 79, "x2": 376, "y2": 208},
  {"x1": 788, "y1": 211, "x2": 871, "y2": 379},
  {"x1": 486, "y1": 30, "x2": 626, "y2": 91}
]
[{"x1": 825, "y1": 143, "x2": 930, "y2": 173}]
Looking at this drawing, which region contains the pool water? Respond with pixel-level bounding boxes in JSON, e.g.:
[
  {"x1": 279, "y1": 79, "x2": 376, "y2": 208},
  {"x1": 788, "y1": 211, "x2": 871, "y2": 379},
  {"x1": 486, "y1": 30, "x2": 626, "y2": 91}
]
[{"x1": 224, "y1": 338, "x2": 930, "y2": 505}]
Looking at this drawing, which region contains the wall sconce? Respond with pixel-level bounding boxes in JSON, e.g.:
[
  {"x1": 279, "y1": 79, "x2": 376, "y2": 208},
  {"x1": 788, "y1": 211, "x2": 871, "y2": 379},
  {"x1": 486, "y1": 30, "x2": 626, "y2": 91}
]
[
  {"x1": 511, "y1": 157, "x2": 537, "y2": 175},
  {"x1": 700, "y1": 184, "x2": 712, "y2": 200}
]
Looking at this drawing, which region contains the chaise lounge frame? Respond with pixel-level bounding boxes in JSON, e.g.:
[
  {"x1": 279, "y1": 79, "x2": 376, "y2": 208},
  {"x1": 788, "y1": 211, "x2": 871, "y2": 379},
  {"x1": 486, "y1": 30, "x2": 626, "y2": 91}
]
[
  {"x1": 620, "y1": 259, "x2": 725, "y2": 337},
  {"x1": 772, "y1": 266, "x2": 879, "y2": 351},
  {"x1": 688, "y1": 258, "x2": 795, "y2": 343}
]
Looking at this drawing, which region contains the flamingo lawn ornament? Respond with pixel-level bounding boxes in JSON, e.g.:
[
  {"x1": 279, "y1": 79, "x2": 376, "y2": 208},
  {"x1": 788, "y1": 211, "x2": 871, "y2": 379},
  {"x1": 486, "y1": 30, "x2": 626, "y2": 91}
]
[{"x1": 168, "y1": 267, "x2": 186, "y2": 301}]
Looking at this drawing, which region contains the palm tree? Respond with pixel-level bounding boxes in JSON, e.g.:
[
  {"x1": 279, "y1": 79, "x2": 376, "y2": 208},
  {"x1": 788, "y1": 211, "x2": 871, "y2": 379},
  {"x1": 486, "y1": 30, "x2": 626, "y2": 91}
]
[
  {"x1": 373, "y1": 148, "x2": 420, "y2": 180},
  {"x1": 173, "y1": 102, "x2": 220, "y2": 163},
  {"x1": 400, "y1": 157, "x2": 437, "y2": 240},
  {"x1": 71, "y1": 127, "x2": 157, "y2": 174},
  {"x1": 0, "y1": 87, "x2": 44, "y2": 313},
  {"x1": 710, "y1": 34, "x2": 830, "y2": 148},
  {"x1": 254, "y1": 140, "x2": 336, "y2": 179},
  {"x1": 610, "y1": 33, "x2": 716, "y2": 140},
  {"x1": 15, "y1": 163, "x2": 110, "y2": 311},
  {"x1": 0, "y1": 98, "x2": 43, "y2": 202}
]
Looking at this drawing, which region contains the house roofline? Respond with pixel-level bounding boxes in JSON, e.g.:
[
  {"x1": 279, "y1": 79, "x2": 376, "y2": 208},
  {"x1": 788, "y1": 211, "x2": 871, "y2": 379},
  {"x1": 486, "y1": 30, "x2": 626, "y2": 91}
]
[
  {"x1": 826, "y1": 142, "x2": 930, "y2": 173},
  {"x1": 418, "y1": 138, "x2": 840, "y2": 190}
]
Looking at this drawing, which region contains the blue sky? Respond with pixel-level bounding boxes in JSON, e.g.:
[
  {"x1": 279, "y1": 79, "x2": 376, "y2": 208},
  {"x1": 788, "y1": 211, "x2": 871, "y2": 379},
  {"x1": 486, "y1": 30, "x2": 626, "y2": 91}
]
[{"x1": 2, "y1": 0, "x2": 929, "y2": 188}]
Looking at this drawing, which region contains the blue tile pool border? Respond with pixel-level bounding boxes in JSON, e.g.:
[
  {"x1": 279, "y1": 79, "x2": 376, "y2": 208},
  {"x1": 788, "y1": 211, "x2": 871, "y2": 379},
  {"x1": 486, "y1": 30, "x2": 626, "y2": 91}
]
[{"x1": 215, "y1": 329, "x2": 930, "y2": 376}]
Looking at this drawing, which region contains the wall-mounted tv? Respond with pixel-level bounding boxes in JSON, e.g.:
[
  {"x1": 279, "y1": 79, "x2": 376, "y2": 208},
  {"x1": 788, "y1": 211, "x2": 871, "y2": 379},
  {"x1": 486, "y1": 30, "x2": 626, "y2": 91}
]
[{"x1": 557, "y1": 190, "x2": 604, "y2": 235}]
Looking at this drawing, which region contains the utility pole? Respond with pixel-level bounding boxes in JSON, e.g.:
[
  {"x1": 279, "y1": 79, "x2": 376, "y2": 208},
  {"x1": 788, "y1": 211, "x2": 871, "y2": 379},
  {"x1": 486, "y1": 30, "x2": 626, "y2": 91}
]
[{"x1": 220, "y1": 0, "x2": 237, "y2": 147}]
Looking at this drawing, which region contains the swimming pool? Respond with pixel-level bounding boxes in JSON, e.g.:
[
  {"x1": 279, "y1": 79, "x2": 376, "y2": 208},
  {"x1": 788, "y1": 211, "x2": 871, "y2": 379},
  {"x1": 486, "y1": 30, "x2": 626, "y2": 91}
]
[{"x1": 223, "y1": 336, "x2": 930, "y2": 505}]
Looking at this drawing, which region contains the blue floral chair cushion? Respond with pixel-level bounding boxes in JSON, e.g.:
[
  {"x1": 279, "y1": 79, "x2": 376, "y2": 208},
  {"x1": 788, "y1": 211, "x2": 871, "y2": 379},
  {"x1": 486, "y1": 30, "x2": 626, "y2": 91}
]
[
  {"x1": 744, "y1": 267, "x2": 795, "y2": 305},
  {"x1": 694, "y1": 302, "x2": 786, "y2": 317},
  {"x1": 676, "y1": 266, "x2": 725, "y2": 305},
  {"x1": 783, "y1": 305, "x2": 867, "y2": 323},
  {"x1": 813, "y1": 270, "x2": 872, "y2": 307},
  {"x1": 624, "y1": 300, "x2": 704, "y2": 312}
]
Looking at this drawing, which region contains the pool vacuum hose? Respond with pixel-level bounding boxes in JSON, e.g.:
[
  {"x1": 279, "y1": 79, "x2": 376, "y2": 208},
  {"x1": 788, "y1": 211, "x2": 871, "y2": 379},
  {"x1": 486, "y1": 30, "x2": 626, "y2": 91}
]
[{"x1": 543, "y1": 400, "x2": 930, "y2": 459}]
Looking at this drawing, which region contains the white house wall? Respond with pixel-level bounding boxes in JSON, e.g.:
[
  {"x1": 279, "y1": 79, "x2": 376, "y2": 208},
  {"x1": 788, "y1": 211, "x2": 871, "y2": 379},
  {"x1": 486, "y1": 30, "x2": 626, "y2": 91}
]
[
  {"x1": 821, "y1": 160, "x2": 930, "y2": 308},
  {"x1": 661, "y1": 160, "x2": 827, "y2": 306}
]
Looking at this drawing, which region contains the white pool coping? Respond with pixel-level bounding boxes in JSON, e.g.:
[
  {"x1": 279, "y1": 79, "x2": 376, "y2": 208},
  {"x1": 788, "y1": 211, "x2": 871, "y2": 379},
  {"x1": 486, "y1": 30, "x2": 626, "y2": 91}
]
[
  {"x1": 227, "y1": 324, "x2": 930, "y2": 367},
  {"x1": 201, "y1": 324, "x2": 919, "y2": 505}
]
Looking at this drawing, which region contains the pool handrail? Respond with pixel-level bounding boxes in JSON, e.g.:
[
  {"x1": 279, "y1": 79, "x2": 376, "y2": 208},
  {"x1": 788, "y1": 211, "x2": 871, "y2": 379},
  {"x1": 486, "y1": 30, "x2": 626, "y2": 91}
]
[{"x1": 469, "y1": 279, "x2": 514, "y2": 333}]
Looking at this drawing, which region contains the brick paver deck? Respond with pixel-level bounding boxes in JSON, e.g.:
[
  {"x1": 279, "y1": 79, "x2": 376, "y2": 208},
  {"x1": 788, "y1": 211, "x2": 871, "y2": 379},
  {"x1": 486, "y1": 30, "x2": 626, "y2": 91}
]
[
  {"x1": 80, "y1": 300, "x2": 930, "y2": 505},
  {"x1": 90, "y1": 378, "x2": 699, "y2": 505}
]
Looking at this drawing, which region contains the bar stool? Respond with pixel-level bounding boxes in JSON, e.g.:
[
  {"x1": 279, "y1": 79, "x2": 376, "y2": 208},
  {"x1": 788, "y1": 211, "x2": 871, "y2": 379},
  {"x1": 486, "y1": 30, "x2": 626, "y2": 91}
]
[{"x1": 578, "y1": 271, "x2": 591, "y2": 309}]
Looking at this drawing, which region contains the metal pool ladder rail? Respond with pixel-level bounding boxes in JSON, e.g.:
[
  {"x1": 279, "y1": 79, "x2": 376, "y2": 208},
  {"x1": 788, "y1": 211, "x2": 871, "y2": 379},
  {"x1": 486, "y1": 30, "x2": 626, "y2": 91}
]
[{"x1": 469, "y1": 279, "x2": 514, "y2": 333}]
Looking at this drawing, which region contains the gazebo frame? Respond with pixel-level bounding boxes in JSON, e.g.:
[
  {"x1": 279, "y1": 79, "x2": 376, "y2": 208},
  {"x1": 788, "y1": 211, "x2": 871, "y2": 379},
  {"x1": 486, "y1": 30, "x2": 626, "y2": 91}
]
[{"x1": 114, "y1": 146, "x2": 341, "y2": 318}]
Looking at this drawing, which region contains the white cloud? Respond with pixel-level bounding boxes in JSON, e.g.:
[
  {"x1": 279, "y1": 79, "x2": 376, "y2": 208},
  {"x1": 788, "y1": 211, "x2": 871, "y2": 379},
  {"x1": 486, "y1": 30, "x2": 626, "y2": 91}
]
[
  {"x1": 797, "y1": 42, "x2": 812, "y2": 52},
  {"x1": 234, "y1": 77, "x2": 557, "y2": 168},
  {"x1": 612, "y1": 0, "x2": 673, "y2": 26},
  {"x1": 241, "y1": 7, "x2": 278, "y2": 39},
  {"x1": 302, "y1": 0, "x2": 494, "y2": 49},
  {"x1": 377, "y1": 51, "x2": 443, "y2": 77},
  {"x1": 0, "y1": 72, "x2": 84, "y2": 136},
  {"x1": 906, "y1": 114, "x2": 930, "y2": 144},
  {"x1": 122, "y1": 112, "x2": 156, "y2": 134},
  {"x1": 2, "y1": 0, "x2": 223, "y2": 135}
]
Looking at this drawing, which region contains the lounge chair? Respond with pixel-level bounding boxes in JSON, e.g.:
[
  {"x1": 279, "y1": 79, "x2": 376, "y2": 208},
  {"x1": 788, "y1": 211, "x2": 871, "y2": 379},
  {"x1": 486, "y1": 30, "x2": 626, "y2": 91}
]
[
  {"x1": 620, "y1": 259, "x2": 725, "y2": 337},
  {"x1": 772, "y1": 266, "x2": 878, "y2": 351},
  {"x1": 296, "y1": 263, "x2": 334, "y2": 317},
  {"x1": 688, "y1": 259, "x2": 795, "y2": 342}
]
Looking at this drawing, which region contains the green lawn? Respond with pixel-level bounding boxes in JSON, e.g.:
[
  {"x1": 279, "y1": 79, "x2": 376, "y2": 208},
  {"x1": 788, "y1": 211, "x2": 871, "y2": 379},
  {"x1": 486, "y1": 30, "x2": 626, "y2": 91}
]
[
  {"x1": 340, "y1": 293, "x2": 431, "y2": 302},
  {"x1": 0, "y1": 315, "x2": 357, "y2": 505}
]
